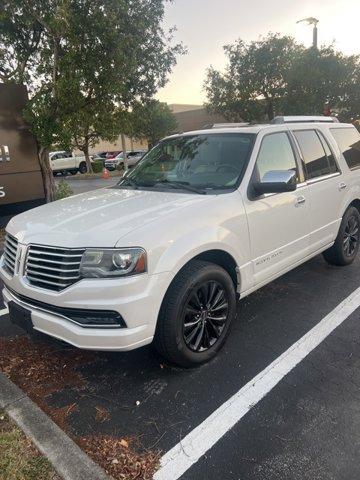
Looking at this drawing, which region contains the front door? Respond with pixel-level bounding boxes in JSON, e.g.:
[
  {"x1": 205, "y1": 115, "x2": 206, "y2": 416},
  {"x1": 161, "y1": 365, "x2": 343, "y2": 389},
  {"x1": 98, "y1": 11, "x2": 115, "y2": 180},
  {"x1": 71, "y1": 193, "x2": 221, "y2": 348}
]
[{"x1": 243, "y1": 131, "x2": 310, "y2": 285}]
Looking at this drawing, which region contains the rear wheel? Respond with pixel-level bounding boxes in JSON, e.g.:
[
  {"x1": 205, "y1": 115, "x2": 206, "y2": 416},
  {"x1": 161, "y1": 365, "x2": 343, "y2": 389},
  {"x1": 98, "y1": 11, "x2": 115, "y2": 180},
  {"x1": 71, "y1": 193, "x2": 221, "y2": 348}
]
[
  {"x1": 154, "y1": 260, "x2": 237, "y2": 368},
  {"x1": 323, "y1": 206, "x2": 360, "y2": 266},
  {"x1": 79, "y1": 162, "x2": 87, "y2": 174}
]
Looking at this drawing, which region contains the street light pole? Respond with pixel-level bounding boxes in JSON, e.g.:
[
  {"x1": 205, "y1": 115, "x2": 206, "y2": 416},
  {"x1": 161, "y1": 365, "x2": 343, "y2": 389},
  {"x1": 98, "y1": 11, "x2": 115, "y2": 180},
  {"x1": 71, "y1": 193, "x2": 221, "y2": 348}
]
[{"x1": 297, "y1": 17, "x2": 319, "y2": 49}]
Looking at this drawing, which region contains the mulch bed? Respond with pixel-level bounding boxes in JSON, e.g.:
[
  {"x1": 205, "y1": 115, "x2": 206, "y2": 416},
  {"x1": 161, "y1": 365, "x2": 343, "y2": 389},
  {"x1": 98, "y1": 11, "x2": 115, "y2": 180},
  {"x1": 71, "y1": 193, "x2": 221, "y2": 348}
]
[{"x1": 0, "y1": 336, "x2": 160, "y2": 479}]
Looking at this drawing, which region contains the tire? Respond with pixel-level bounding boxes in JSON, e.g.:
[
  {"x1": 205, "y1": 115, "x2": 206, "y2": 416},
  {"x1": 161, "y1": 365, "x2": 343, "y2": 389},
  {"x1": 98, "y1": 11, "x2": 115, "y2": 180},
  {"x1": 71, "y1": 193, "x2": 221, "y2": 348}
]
[
  {"x1": 323, "y1": 206, "x2": 360, "y2": 266},
  {"x1": 79, "y1": 162, "x2": 87, "y2": 174},
  {"x1": 154, "y1": 260, "x2": 237, "y2": 368}
]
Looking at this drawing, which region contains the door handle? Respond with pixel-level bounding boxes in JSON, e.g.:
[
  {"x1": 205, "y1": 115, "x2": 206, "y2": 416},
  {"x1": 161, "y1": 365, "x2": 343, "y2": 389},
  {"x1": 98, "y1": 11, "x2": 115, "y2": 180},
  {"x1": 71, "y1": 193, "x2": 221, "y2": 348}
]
[
  {"x1": 295, "y1": 195, "x2": 306, "y2": 206},
  {"x1": 338, "y1": 182, "x2": 347, "y2": 191}
]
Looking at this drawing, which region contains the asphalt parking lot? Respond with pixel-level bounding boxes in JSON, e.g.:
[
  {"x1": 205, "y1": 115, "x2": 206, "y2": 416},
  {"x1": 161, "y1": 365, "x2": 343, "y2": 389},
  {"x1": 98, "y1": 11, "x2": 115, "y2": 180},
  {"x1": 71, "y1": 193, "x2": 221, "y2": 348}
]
[
  {"x1": 1, "y1": 253, "x2": 360, "y2": 479},
  {"x1": 55, "y1": 174, "x2": 118, "y2": 195}
]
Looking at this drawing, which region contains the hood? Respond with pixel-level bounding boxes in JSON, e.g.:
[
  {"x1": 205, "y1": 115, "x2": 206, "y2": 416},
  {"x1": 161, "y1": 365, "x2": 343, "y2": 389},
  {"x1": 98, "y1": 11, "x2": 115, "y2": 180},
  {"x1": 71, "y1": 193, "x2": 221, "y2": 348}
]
[{"x1": 7, "y1": 187, "x2": 210, "y2": 248}]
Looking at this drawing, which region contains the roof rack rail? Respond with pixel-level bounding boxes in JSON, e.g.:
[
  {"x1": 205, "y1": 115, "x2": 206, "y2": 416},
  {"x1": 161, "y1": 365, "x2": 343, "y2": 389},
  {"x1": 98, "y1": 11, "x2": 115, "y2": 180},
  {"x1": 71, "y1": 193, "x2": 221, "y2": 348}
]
[
  {"x1": 271, "y1": 116, "x2": 339, "y2": 124},
  {"x1": 211, "y1": 122, "x2": 250, "y2": 128}
]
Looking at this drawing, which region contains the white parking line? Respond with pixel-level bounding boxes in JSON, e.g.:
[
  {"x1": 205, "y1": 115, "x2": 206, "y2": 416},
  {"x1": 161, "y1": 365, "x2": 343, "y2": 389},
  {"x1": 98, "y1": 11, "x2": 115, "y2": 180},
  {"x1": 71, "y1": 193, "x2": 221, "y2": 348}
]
[
  {"x1": 154, "y1": 286, "x2": 360, "y2": 480},
  {"x1": 0, "y1": 307, "x2": 8, "y2": 316}
]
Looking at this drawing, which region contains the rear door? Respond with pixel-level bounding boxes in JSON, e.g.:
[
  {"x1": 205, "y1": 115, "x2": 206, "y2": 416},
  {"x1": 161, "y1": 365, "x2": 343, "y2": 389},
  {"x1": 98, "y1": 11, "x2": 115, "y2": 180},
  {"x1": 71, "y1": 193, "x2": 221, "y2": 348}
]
[
  {"x1": 243, "y1": 130, "x2": 310, "y2": 285},
  {"x1": 291, "y1": 128, "x2": 344, "y2": 252}
]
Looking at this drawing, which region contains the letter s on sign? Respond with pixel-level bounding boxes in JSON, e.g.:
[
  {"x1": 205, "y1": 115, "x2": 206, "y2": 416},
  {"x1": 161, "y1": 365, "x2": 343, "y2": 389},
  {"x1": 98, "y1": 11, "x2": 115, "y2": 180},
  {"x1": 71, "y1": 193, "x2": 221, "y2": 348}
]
[{"x1": 0, "y1": 187, "x2": 5, "y2": 198}]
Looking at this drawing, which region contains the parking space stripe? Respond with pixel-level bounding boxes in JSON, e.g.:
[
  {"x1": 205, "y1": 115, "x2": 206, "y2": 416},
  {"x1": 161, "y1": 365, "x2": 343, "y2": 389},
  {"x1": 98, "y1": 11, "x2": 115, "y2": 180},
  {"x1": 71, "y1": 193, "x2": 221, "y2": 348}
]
[
  {"x1": 0, "y1": 307, "x2": 8, "y2": 316},
  {"x1": 154, "y1": 286, "x2": 360, "y2": 480}
]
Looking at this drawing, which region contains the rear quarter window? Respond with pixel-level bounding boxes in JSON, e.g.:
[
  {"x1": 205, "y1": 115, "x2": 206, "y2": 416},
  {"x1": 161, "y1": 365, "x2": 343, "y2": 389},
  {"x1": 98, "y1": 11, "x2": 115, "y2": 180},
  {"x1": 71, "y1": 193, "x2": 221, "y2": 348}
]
[{"x1": 331, "y1": 127, "x2": 360, "y2": 170}]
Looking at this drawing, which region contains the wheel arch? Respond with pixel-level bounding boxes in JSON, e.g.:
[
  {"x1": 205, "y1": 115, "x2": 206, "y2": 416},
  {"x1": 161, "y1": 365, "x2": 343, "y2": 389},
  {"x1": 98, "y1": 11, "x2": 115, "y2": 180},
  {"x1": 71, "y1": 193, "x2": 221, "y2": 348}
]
[
  {"x1": 349, "y1": 198, "x2": 360, "y2": 214},
  {"x1": 161, "y1": 248, "x2": 241, "y2": 300}
]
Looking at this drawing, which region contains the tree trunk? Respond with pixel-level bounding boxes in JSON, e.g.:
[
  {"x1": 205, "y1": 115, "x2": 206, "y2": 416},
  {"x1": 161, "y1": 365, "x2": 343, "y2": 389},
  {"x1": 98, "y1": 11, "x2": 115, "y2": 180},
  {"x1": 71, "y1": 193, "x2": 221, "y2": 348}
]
[
  {"x1": 83, "y1": 142, "x2": 93, "y2": 174},
  {"x1": 121, "y1": 133, "x2": 128, "y2": 171},
  {"x1": 265, "y1": 99, "x2": 275, "y2": 121},
  {"x1": 38, "y1": 146, "x2": 56, "y2": 202}
]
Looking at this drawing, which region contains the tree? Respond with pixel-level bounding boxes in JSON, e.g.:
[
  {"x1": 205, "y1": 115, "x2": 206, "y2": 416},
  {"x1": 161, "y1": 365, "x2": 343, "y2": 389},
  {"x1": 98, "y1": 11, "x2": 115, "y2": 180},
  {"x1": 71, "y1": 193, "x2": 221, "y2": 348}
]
[
  {"x1": 283, "y1": 46, "x2": 360, "y2": 119},
  {"x1": 0, "y1": 0, "x2": 184, "y2": 200},
  {"x1": 59, "y1": 103, "x2": 128, "y2": 173},
  {"x1": 130, "y1": 100, "x2": 178, "y2": 148},
  {"x1": 205, "y1": 33, "x2": 303, "y2": 122}
]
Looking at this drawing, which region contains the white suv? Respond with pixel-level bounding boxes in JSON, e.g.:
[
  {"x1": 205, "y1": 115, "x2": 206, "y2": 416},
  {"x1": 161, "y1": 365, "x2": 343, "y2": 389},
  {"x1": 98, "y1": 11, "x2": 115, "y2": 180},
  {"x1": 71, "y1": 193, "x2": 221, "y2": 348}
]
[{"x1": 1, "y1": 117, "x2": 360, "y2": 367}]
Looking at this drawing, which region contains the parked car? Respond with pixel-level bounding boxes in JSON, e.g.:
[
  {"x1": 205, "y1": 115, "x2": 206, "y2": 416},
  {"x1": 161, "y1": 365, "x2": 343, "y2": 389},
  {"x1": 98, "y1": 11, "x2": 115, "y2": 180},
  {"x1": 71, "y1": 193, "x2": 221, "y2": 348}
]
[
  {"x1": 123, "y1": 150, "x2": 147, "y2": 169},
  {"x1": 2, "y1": 117, "x2": 360, "y2": 367},
  {"x1": 49, "y1": 151, "x2": 88, "y2": 175},
  {"x1": 105, "y1": 150, "x2": 147, "y2": 171},
  {"x1": 105, "y1": 151, "x2": 121, "y2": 160},
  {"x1": 91, "y1": 154, "x2": 105, "y2": 163}
]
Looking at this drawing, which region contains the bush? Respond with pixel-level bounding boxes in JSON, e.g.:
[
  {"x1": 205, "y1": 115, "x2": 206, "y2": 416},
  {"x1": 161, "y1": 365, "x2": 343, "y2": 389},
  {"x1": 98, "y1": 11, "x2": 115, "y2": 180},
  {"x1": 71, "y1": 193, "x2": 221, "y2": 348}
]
[
  {"x1": 55, "y1": 180, "x2": 73, "y2": 200},
  {"x1": 92, "y1": 160, "x2": 103, "y2": 173}
]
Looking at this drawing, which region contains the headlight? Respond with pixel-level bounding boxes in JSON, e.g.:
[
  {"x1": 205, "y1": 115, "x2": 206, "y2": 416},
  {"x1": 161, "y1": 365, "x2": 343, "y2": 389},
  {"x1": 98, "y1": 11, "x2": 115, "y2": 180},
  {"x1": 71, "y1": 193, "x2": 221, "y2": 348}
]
[{"x1": 80, "y1": 248, "x2": 147, "y2": 278}]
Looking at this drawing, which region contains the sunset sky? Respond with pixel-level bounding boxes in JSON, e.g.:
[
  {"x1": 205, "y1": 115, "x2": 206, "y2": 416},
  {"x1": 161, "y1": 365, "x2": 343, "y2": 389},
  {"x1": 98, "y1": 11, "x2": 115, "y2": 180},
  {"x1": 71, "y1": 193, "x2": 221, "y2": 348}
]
[{"x1": 157, "y1": 0, "x2": 360, "y2": 105}]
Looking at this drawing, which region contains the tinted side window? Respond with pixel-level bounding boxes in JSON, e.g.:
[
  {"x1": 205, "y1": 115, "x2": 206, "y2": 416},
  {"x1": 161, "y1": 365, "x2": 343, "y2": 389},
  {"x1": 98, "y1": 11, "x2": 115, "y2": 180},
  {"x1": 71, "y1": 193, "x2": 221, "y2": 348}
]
[
  {"x1": 317, "y1": 131, "x2": 338, "y2": 174},
  {"x1": 256, "y1": 132, "x2": 298, "y2": 181},
  {"x1": 294, "y1": 130, "x2": 333, "y2": 180},
  {"x1": 331, "y1": 128, "x2": 360, "y2": 170}
]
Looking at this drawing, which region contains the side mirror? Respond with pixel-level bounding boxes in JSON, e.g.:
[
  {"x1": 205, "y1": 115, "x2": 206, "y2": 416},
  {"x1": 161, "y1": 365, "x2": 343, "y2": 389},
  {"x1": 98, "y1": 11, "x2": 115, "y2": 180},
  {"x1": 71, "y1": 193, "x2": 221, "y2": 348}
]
[{"x1": 254, "y1": 169, "x2": 297, "y2": 195}]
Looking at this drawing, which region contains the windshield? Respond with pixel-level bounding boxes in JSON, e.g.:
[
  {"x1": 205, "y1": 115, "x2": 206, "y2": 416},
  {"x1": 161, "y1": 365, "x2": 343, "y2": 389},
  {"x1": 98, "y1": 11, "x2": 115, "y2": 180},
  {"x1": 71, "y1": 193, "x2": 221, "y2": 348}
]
[{"x1": 116, "y1": 133, "x2": 255, "y2": 193}]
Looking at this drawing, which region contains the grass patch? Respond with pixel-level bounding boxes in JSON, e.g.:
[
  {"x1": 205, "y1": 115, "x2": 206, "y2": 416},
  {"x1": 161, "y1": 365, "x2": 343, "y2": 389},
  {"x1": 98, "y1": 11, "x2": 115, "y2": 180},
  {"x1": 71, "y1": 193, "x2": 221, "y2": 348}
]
[{"x1": 0, "y1": 411, "x2": 60, "y2": 480}]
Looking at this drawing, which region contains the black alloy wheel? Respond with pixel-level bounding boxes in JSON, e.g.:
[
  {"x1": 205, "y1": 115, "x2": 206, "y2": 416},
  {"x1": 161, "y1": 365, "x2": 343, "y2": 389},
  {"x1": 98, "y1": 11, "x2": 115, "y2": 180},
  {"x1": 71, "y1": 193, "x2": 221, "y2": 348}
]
[
  {"x1": 183, "y1": 281, "x2": 229, "y2": 352},
  {"x1": 343, "y1": 214, "x2": 359, "y2": 257},
  {"x1": 323, "y1": 206, "x2": 360, "y2": 266},
  {"x1": 154, "y1": 259, "x2": 237, "y2": 367}
]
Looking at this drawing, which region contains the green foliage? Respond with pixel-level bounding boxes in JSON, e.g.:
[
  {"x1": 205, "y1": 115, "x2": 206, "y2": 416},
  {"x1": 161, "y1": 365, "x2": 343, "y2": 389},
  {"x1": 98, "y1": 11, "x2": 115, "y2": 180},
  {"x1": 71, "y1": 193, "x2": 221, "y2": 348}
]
[
  {"x1": 284, "y1": 46, "x2": 360, "y2": 120},
  {"x1": 91, "y1": 160, "x2": 103, "y2": 174},
  {"x1": 205, "y1": 33, "x2": 303, "y2": 121},
  {"x1": 0, "y1": 0, "x2": 185, "y2": 196},
  {"x1": 205, "y1": 33, "x2": 360, "y2": 122},
  {"x1": 129, "y1": 100, "x2": 178, "y2": 148},
  {"x1": 55, "y1": 179, "x2": 73, "y2": 200}
]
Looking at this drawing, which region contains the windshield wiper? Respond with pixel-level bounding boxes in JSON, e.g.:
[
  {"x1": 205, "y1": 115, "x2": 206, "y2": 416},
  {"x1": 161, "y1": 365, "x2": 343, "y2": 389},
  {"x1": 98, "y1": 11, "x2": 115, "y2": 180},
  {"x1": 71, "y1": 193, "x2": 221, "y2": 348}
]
[{"x1": 154, "y1": 180, "x2": 206, "y2": 195}]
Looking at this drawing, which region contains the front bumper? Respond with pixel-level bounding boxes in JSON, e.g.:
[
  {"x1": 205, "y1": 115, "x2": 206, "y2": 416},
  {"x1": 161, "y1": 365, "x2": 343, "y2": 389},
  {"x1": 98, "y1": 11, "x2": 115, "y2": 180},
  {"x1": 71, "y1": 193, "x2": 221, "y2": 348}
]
[
  {"x1": 1, "y1": 263, "x2": 173, "y2": 351},
  {"x1": 104, "y1": 163, "x2": 118, "y2": 170}
]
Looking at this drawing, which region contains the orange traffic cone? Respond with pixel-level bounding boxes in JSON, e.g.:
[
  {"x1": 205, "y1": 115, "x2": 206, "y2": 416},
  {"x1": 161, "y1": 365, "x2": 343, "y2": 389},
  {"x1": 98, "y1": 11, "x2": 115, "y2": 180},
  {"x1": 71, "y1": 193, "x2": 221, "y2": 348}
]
[{"x1": 102, "y1": 168, "x2": 110, "y2": 180}]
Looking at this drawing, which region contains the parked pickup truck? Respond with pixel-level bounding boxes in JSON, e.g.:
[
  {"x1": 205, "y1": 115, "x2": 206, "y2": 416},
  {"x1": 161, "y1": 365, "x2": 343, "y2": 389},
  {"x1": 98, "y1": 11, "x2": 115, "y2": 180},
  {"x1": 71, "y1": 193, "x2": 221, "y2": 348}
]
[
  {"x1": 49, "y1": 151, "x2": 88, "y2": 175},
  {"x1": 2, "y1": 117, "x2": 360, "y2": 367}
]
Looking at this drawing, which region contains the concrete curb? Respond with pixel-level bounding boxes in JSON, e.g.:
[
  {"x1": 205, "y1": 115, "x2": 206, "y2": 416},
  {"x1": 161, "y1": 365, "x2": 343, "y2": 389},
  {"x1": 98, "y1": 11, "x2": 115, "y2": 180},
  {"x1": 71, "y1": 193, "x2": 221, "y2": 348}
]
[{"x1": 0, "y1": 373, "x2": 110, "y2": 480}]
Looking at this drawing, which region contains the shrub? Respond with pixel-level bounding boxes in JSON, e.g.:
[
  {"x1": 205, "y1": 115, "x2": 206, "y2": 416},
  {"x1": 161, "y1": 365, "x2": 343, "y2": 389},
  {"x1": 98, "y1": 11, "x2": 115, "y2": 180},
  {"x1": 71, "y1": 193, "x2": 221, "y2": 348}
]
[
  {"x1": 55, "y1": 180, "x2": 73, "y2": 200},
  {"x1": 92, "y1": 160, "x2": 103, "y2": 173}
]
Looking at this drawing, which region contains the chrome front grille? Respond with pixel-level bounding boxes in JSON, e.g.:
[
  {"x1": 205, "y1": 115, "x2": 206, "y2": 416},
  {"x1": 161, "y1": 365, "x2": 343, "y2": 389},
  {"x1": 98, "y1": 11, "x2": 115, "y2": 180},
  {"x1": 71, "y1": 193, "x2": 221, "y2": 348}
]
[
  {"x1": 25, "y1": 245, "x2": 85, "y2": 291},
  {"x1": 3, "y1": 234, "x2": 18, "y2": 276}
]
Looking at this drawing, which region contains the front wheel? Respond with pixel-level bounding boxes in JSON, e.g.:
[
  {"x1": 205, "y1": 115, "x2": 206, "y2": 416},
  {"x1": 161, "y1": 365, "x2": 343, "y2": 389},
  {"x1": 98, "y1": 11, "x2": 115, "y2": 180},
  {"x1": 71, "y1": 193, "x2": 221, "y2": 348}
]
[
  {"x1": 154, "y1": 260, "x2": 237, "y2": 368},
  {"x1": 323, "y1": 206, "x2": 360, "y2": 266}
]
